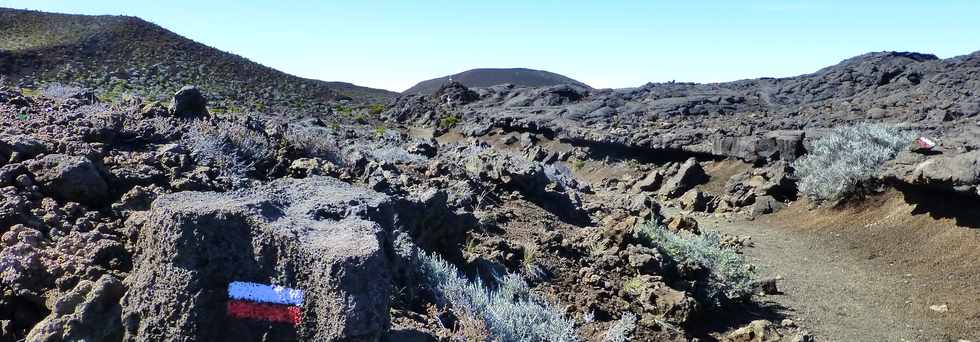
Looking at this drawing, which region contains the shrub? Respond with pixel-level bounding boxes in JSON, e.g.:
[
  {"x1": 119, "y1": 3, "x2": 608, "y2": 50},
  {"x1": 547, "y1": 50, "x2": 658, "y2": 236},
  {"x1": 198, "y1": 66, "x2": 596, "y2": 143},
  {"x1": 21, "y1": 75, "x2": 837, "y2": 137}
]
[
  {"x1": 285, "y1": 126, "x2": 342, "y2": 163},
  {"x1": 621, "y1": 276, "x2": 647, "y2": 297},
  {"x1": 636, "y1": 222, "x2": 754, "y2": 306},
  {"x1": 368, "y1": 146, "x2": 425, "y2": 164},
  {"x1": 439, "y1": 114, "x2": 461, "y2": 128},
  {"x1": 792, "y1": 123, "x2": 915, "y2": 203},
  {"x1": 418, "y1": 250, "x2": 577, "y2": 342},
  {"x1": 368, "y1": 103, "x2": 386, "y2": 115},
  {"x1": 336, "y1": 105, "x2": 353, "y2": 117},
  {"x1": 40, "y1": 83, "x2": 87, "y2": 101},
  {"x1": 603, "y1": 313, "x2": 637, "y2": 342},
  {"x1": 183, "y1": 120, "x2": 274, "y2": 186}
]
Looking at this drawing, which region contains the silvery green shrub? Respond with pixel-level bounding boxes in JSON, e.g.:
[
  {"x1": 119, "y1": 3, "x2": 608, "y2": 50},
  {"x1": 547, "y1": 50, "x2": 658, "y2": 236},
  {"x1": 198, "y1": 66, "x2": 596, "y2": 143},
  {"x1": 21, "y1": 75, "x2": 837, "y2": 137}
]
[
  {"x1": 183, "y1": 121, "x2": 273, "y2": 186},
  {"x1": 793, "y1": 123, "x2": 915, "y2": 203},
  {"x1": 636, "y1": 223, "x2": 754, "y2": 306},
  {"x1": 602, "y1": 312, "x2": 636, "y2": 342},
  {"x1": 418, "y1": 251, "x2": 577, "y2": 342}
]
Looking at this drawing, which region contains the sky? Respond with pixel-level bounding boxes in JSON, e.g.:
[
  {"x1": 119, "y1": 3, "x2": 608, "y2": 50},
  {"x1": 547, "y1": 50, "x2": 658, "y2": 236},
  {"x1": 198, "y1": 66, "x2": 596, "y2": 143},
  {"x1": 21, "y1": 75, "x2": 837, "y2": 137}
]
[{"x1": 2, "y1": 1, "x2": 979, "y2": 92}]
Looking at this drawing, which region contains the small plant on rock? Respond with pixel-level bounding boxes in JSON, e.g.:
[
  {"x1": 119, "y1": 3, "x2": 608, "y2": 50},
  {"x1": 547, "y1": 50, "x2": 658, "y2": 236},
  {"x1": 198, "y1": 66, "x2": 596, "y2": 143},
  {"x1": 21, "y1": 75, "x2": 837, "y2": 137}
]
[
  {"x1": 588, "y1": 239, "x2": 609, "y2": 257},
  {"x1": 621, "y1": 276, "x2": 648, "y2": 297}
]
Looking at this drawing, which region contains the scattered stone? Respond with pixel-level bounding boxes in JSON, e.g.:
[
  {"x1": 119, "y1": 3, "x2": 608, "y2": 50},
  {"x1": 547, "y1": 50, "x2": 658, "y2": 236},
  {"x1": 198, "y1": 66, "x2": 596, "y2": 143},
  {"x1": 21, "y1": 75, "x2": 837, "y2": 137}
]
[
  {"x1": 678, "y1": 188, "x2": 709, "y2": 212},
  {"x1": 659, "y1": 158, "x2": 708, "y2": 199},
  {"x1": 631, "y1": 170, "x2": 663, "y2": 193},
  {"x1": 750, "y1": 195, "x2": 785, "y2": 217},
  {"x1": 725, "y1": 320, "x2": 780, "y2": 342},
  {"x1": 752, "y1": 277, "x2": 781, "y2": 295},
  {"x1": 519, "y1": 132, "x2": 536, "y2": 147},
  {"x1": 26, "y1": 275, "x2": 125, "y2": 342},
  {"x1": 0, "y1": 135, "x2": 47, "y2": 162},
  {"x1": 664, "y1": 215, "x2": 700, "y2": 235}
]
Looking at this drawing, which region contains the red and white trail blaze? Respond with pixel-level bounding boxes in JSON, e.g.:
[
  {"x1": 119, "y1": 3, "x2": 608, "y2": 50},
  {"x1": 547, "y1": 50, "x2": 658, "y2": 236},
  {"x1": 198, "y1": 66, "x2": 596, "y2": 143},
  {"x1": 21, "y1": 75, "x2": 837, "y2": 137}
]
[
  {"x1": 915, "y1": 136, "x2": 937, "y2": 149},
  {"x1": 226, "y1": 281, "x2": 304, "y2": 325}
]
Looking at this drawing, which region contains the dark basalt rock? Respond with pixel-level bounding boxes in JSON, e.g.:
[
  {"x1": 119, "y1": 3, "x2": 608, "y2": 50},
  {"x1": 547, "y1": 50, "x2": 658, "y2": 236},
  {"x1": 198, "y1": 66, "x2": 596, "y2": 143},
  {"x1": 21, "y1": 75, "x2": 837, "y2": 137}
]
[
  {"x1": 121, "y1": 176, "x2": 393, "y2": 341},
  {"x1": 27, "y1": 154, "x2": 109, "y2": 207},
  {"x1": 170, "y1": 85, "x2": 209, "y2": 117}
]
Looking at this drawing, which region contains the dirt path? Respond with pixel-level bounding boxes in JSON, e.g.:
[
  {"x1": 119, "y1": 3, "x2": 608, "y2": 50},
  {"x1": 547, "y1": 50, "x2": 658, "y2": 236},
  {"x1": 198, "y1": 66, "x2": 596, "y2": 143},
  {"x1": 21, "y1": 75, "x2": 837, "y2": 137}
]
[{"x1": 665, "y1": 204, "x2": 979, "y2": 342}]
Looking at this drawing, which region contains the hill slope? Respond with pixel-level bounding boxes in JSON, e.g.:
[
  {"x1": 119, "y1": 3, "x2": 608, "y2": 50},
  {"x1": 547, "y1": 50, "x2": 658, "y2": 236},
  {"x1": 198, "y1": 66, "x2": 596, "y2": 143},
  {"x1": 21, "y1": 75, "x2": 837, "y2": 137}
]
[
  {"x1": 403, "y1": 68, "x2": 591, "y2": 95},
  {"x1": 0, "y1": 8, "x2": 397, "y2": 110}
]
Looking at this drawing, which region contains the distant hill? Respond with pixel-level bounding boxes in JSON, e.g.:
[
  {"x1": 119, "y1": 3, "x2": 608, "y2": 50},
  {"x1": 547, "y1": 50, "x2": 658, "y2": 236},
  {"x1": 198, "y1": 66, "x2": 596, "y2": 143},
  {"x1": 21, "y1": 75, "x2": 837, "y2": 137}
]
[
  {"x1": 404, "y1": 68, "x2": 591, "y2": 95},
  {"x1": 0, "y1": 8, "x2": 397, "y2": 111}
]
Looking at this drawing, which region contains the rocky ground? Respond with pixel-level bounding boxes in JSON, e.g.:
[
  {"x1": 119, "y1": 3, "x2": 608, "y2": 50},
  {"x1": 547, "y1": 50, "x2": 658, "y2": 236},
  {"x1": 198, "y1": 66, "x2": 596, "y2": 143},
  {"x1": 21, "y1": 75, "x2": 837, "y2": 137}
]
[
  {"x1": 3, "y1": 29, "x2": 980, "y2": 340},
  {"x1": 0, "y1": 84, "x2": 822, "y2": 341}
]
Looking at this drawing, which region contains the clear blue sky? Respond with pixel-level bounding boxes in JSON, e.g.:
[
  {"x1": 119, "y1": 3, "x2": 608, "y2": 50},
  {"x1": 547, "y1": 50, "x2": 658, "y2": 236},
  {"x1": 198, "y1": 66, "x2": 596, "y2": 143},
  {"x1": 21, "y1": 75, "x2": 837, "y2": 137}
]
[{"x1": 3, "y1": 1, "x2": 979, "y2": 91}]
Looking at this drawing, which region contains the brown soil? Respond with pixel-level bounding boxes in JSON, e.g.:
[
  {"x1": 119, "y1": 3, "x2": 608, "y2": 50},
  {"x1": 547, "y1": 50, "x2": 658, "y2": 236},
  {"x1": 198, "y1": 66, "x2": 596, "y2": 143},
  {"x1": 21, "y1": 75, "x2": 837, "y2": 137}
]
[
  {"x1": 698, "y1": 160, "x2": 754, "y2": 195},
  {"x1": 689, "y1": 190, "x2": 980, "y2": 341}
]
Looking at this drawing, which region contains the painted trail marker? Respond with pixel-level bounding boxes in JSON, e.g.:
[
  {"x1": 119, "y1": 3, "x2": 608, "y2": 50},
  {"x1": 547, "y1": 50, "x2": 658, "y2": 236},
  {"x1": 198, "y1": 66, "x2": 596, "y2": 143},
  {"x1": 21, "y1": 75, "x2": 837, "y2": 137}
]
[
  {"x1": 915, "y1": 136, "x2": 937, "y2": 150},
  {"x1": 227, "y1": 281, "x2": 304, "y2": 325}
]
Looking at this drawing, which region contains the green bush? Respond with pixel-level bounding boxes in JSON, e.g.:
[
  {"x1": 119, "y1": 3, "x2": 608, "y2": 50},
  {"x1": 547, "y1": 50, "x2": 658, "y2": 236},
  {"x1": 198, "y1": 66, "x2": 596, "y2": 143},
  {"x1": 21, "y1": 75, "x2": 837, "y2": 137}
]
[
  {"x1": 792, "y1": 123, "x2": 915, "y2": 203},
  {"x1": 439, "y1": 114, "x2": 460, "y2": 128},
  {"x1": 336, "y1": 105, "x2": 353, "y2": 117},
  {"x1": 636, "y1": 222, "x2": 754, "y2": 306},
  {"x1": 368, "y1": 103, "x2": 386, "y2": 115}
]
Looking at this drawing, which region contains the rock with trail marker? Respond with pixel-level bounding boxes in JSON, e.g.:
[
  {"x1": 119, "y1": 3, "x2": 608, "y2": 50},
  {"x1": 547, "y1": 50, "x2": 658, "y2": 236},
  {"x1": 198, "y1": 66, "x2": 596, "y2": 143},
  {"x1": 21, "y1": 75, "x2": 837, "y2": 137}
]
[{"x1": 120, "y1": 176, "x2": 393, "y2": 341}]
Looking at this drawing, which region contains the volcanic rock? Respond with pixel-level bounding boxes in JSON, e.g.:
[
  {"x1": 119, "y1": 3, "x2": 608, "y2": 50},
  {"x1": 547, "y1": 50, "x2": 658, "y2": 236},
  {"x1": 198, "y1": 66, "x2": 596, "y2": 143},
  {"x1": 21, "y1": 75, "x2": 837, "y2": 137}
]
[
  {"x1": 170, "y1": 85, "x2": 209, "y2": 117},
  {"x1": 120, "y1": 176, "x2": 393, "y2": 341},
  {"x1": 659, "y1": 158, "x2": 707, "y2": 199},
  {"x1": 27, "y1": 155, "x2": 109, "y2": 207}
]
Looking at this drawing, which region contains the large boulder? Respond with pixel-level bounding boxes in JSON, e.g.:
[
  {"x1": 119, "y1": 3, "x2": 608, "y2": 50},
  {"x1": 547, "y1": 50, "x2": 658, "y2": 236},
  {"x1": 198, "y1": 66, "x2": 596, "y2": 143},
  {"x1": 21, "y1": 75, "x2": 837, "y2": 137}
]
[
  {"x1": 27, "y1": 155, "x2": 109, "y2": 206},
  {"x1": 712, "y1": 131, "x2": 805, "y2": 163},
  {"x1": 659, "y1": 158, "x2": 708, "y2": 199},
  {"x1": 909, "y1": 150, "x2": 980, "y2": 190},
  {"x1": 121, "y1": 176, "x2": 393, "y2": 341},
  {"x1": 170, "y1": 86, "x2": 209, "y2": 117}
]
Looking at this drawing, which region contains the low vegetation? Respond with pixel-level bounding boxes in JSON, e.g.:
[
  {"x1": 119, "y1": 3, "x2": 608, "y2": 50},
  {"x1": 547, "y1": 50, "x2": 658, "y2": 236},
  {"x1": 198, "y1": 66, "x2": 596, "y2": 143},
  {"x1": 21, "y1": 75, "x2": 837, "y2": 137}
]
[
  {"x1": 182, "y1": 120, "x2": 275, "y2": 186},
  {"x1": 439, "y1": 114, "x2": 461, "y2": 128},
  {"x1": 368, "y1": 103, "x2": 386, "y2": 115},
  {"x1": 793, "y1": 123, "x2": 915, "y2": 203},
  {"x1": 418, "y1": 250, "x2": 577, "y2": 341},
  {"x1": 636, "y1": 222, "x2": 755, "y2": 306},
  {"x1": 603, "y1": 313, "x2": 637, "y2": 342}
]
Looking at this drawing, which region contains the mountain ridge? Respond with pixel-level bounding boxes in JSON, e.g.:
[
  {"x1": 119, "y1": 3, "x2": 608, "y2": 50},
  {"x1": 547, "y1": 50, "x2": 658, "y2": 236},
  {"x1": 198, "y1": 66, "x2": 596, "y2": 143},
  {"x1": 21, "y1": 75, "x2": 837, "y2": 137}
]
[
  {"x1": 403, "y1": 67, "x2": 591, "y2": 95},
  {"x1": 0, "y1": 7, "x2": 398, "y2": 110}
]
